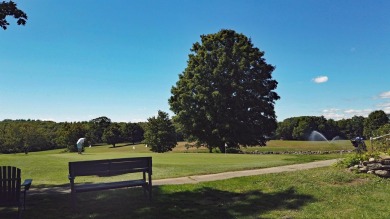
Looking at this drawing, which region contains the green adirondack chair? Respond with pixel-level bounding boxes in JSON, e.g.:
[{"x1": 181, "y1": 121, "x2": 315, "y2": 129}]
[{"x1": 0, "y1": 166, "x2": 32, "y2": 219}]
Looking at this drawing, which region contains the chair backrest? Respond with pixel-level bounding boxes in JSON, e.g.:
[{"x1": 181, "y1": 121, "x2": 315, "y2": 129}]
[{"x1": 0, "y1": 166, "x2": 22, "y2": 206}]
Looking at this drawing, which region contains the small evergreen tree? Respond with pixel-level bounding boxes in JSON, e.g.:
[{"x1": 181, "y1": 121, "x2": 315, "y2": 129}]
[{"x1": 144, "y1": 111, "x2": 177, "y2": 153}]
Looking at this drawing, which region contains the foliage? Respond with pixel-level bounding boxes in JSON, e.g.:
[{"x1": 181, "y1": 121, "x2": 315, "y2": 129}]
[
  {"x1": 0, "y1": 118, "x2": 136, "y2": 153},
  {"x1": 334, "y1": 153, "x2": 363, "y2": 168},
  {"x1": 87, "y1": 116, "x2": 111, "y2": 144},
  {"x1": 335, "y1": 151, "x2": 380, "y2": 168},
  {"x1": 102, "y1": 123, "x2": 122, "y2": 147},
  {"x1": 276, "y1": 116, "x2": 340, "y2": 140},
  {"x1": 169, "y1": 29, "x2": 279, "y2": 152},
  {"x1": 0, "y1": 120, "x2": 59, "y2": 153},
  {"x1": 122, "y1": 122, "x2": 144, "y2": 144},
  {"x1": 0, "y1": 0, "x2": 27, "y2": 30},
  {"x1": 337, "y1": 116, "x2": 365, "y2": 139},
  {"x1": 364, "y1": 110, "x2": 389, "y2": 138},
  {"x1": 56, "y1": 122, "x2": 88, "y2": 152},
  {"x1": 144, "y1": 111, "x2": 177, "y2": 153},
  {"x1": 371, "y1": 123, "x2": 390, "y2": 153}
]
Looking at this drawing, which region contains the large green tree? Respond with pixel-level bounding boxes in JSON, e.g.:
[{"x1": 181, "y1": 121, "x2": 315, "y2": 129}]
[
  {"x1": 144, "y1": 111, "x2": 177, "y2": 153},
  {"x1": 169, "y1": 29, "x2": 280, "y2": 152},
  {"x1": 0, "y1": 1, "x2": 27, "y2": 30}
]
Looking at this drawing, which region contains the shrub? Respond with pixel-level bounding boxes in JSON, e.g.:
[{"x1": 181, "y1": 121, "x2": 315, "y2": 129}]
[{"x1": 336, "y1": 151, "x2": 380, "y2": 168}]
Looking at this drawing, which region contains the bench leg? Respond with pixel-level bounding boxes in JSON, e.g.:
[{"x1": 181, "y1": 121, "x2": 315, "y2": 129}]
[
  {"x1": 71, "y1": 192, "x2": 77, "y2": 210},
  {"x1": 148, "y1": 185, "x2": 152, "y2": 202},
  {"x1": 142, "y1": 184, "x2": 147, "y2": 198}
]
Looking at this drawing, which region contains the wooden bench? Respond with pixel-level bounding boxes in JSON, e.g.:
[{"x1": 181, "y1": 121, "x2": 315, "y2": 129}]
[{"x1": 68, "y1": 157, "x2": 152, "y2": 207}]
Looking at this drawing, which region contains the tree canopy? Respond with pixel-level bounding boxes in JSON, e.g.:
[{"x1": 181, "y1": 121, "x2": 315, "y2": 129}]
[
  {"x1": 364, "y1": 110, "x2": 390, "y2": 137},
  {"x1": 123, "y1": 122, "x2": 144, "y2": 144},
  {"x1": 87, "y1": 116, "x2": 111, "y2": 144},
  {"x1": 144, "y1": 111, "x2": 177, "y2": 153},
  {"x1": 169, "y1": 29, "x2": 279, "y2": 152},
  {"x1": 0, "y1": 1, "x2": 27, "y2": 30},
  {"x1": 102, "y1": 123, "x2": 122, "y2": 148}
]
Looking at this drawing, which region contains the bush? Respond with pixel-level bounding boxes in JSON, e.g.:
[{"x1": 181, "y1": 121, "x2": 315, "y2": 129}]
[
  {"x1": 335, "y1": 153, "x2": 362, "y2": 168},
  {"x1": 226, "y1": 147, "x2": 242, "y2": 154},
  {"x1": 335, "y1": 152, "x2": 380, "y2": 168}
]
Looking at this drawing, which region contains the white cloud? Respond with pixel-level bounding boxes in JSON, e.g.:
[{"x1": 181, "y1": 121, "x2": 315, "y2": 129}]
[
  {"x1": 313, "y1": 76, "x2": 328, "y2": 84},
  {"x1": 321, "y1": 108, "x2": 373, "y2": 120},
  {"x1": 377, "y1": 102, "x2": 390, "y2": 114},
  {"x1": 379, "y1": 91, "x2": 390, "y2": 99},
  {"x1": 323, "y1": 108, "x2": 339, "y2": 113},
  {"x1": 322, "y1": 109, "x2": 345, "y2": 120},
  {"x1": 344, "y1": 109, "x2": 372, "y2": 117},
  {"x1": 377, "y1": 102, "x2": 390, "y2": 107}
]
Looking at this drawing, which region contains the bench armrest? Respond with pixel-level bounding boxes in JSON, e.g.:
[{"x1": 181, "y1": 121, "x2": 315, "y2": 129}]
[{"x1": 22, "y1": 179, "x2": 33, "y2": 190}]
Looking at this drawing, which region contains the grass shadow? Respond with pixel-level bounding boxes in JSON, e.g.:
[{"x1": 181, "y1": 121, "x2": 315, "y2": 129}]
[{"x1": 14, "y1": 185, "x2": 315, "y2": 219}]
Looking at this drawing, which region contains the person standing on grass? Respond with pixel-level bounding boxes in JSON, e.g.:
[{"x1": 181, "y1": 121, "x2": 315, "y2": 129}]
[{"x1": 76, "y1": 138, "x2": 86, "y2": 154}]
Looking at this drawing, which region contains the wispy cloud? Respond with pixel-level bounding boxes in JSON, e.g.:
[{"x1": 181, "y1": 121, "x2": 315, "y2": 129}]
[
  {"x1": 322, "y1": 109, "x2": 344, "y2": 120},
  {"x1": 344, "y1": 109, "x2": 372, "y2": 117},
  {"x1": 377, "y1": 102, "x2": 390, "y2": 114},
  {"x1": 312, "y1": 76, "x2": 328, "y2": 84},
  {"x1": 379, "y1": 91, "x2": 390, "y2": 99},
  {"x1": 322, "y1": 108, "x2": 373, "y2": 120},
  {"x1": 377, "y1": 103, "x2": 390, "y2": 107}
]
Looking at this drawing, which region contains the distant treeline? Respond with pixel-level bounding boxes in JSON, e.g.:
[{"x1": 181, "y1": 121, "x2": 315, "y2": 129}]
[
  {"x1": 0, "y1": 116, "x2": 148, "y2": 153},
  {"x1": 275, "y1": 110, "x2": 390, "y2": 141},
  {"x1": 0, "y1": 111, "x2": 389, "y2": 154}
]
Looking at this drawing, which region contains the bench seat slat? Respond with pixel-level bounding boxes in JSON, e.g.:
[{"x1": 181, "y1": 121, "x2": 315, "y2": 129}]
[{"x1": 74, "y1": 179, "x2": 147, "y2": 193}]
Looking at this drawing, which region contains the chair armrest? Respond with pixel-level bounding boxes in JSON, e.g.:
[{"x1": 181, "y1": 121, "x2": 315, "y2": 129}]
[{"x1": 21, "y1": 179, "x2": 33, "y2": 190}]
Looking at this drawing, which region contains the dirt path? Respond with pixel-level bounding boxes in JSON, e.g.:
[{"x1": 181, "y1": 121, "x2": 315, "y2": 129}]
[{"x1": 29, "y1": 159, "x2": 339, "y2": 195}]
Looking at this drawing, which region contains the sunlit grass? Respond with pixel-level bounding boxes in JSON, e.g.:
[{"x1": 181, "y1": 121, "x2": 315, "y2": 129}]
[
  {"x1": 2, "y1": 166, "x2": 389, "y2": 219},
  {"x1": 0, "y1": 141, "x2": 342, "y2": 187}
]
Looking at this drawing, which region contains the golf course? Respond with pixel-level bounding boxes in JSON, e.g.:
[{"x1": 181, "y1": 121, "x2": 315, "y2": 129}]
[{"x1": 2, "y1": 140, "x2": 390, "y2": 218}]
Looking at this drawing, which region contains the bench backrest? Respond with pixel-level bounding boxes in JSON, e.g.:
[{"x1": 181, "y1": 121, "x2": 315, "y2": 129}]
[
  {"x1": 0, "y1": 166, "x2": 22, "y2": 206},
  {"x1": 69, "y1": 157, "x2": 152, "y2": 178}
]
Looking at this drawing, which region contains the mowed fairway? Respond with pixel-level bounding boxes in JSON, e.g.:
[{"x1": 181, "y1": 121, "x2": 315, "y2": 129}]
[
  {"x1": 0, "y1": 141, "x2": 346, "y2": 187},
  {"x1": 2, "y1": 141, "x2": 382, "y2": 219}
]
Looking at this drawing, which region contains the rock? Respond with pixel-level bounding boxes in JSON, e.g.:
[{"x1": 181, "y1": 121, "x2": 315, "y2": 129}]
[
  {"x1": 367, "y1": 170, "x2": 374, "y2": 174},
  {"x1": 367, "y1": 163, "x2": 383, "y2": 170},
  {"x1": 380, "y1": 159, "x2": 390, "y2": 165},
  {"x1": 374, "y1": 170, "x2": 390, "y2": 177},
  {"x1": 369, "y1": 158, "x2": 376, "y2": 162},
  {"x1": 359, "y1": 166, "x2": 368, "y2": 172}
]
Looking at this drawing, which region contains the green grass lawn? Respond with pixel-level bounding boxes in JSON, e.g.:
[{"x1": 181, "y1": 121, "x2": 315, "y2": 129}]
[
  {"x1": 175, "y1": 140, "x2": 358, "y2": 153},
  {"x1": 2, "y1": 166, "x2": 389, "y2": 219},
  {"x1": 0, "y1": 140, "x2": 384, "y2": 218},
  {"x1": 0, "y1": 142, "x2": 342, "y2": 187}
]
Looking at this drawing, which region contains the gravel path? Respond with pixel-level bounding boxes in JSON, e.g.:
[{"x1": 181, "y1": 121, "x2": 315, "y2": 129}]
[{"x1": 29, "y1": 159, "x2": 339, "y2": 195}]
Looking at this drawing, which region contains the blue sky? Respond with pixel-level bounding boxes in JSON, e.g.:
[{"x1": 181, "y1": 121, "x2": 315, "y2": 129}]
[{"x1": 1, "y1": 0, "x2": 389, "y2": 122}]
